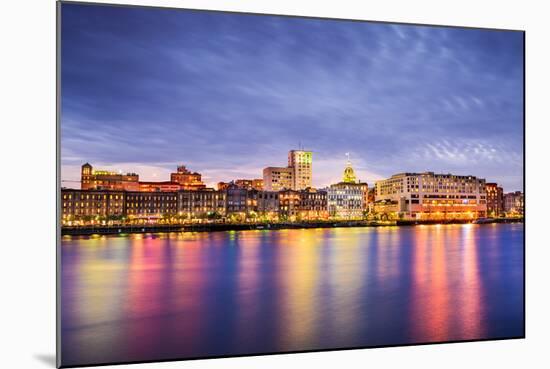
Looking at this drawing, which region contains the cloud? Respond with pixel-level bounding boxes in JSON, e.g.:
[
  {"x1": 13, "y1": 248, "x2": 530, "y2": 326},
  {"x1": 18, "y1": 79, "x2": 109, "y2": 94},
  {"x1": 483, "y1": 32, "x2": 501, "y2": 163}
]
[{"x1": 60, "y1": 3, "x2": 524, "y2": 192}]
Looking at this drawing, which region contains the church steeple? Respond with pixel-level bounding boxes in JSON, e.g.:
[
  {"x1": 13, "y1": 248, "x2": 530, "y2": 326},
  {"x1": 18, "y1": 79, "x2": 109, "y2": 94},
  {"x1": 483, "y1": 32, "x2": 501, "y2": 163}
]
[{"x1": 342, "y1": 153, "x2": 357, "y2": 183}]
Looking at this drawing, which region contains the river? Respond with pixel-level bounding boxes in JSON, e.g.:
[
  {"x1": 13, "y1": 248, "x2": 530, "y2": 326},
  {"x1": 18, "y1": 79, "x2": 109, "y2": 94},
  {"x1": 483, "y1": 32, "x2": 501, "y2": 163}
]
[{"x1": 60, "y1": 223, "x2": 524, "y2": 366}]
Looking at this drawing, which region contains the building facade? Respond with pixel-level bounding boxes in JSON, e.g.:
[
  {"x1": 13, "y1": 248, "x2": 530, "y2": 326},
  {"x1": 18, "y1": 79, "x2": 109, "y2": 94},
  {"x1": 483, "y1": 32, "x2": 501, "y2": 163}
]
[
  {"x1": 504, "y1": 191, "x2": 524, "y2": 215},
  {"x1": 170, "y1": 165, "x2": 206, "y2": 190},
  {"x1": 219, "y1": 179, "x2": 264, "y2": 191},
  {"x1": 298, "y1": 188, "x2": 328, "y2": 220},
  {"x1": 367, "y1": 187, "x2": 376, "y2": 213},
  {"x1": 62, "y1": 189, "x2": 126, "y2": 222},
  {"x1": 124, "y1": 192, "x2": 178, "y2": 220},
  {"x1": 263, "y1": 166, "x2": 293, "y2": 191},
  {"x1": 327, "y1": 161, "x2": 368, "y2": 219},
  {"x1": 279, "y1": 190, "x2": 301, "y2": 219},
  {"x1": 138, "y1": 181, "x2": 181, "y2": 192},
  {"x1": 374, "y1": 172, "x2": 487, "y2": 220},
  {"x1": 225, "y1": 185, "x2": 254, "y2": 216},
  {"x1": 80, "y1": 163, "x2": 139, "y2": 191},
  {"x1": 278, "y1": 188, "x2": 328, "y2": 220},
  {"x1": 235, "y1": 179, "x2": 264, "y2": 191},
  {"x1": 288, "y1": 150, "x2": 312, "y2": 190},
  {"x1": 256, "y1": 191, "x2": 280, "y2": 219},
  {"x1": 80, "y1": 163, "x2": 208, "y2": 192},
  {"x1": 263, "y1": 149, "x2": 313, "y2": 191},
  {"x1": 178, "y1": 189, "x2": 226, "y2": 219},
  {"x1": 485, "y1": 182, "x2": 504, "y2": 217},
  {"x1": 217, "y1": 182, "x2": 230, "y2": 191}
]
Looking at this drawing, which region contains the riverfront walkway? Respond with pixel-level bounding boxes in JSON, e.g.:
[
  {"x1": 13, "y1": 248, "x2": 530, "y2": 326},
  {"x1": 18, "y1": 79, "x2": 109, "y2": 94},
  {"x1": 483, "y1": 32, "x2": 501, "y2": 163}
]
[{"x1": 60, "y1": 218, "x2": 523, "y2": 236}]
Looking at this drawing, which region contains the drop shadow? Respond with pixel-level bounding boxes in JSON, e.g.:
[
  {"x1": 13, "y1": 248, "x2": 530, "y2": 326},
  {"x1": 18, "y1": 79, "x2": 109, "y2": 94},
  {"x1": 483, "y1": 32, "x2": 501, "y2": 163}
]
[{"x1": 34, "y1": 354, "x2": 56, "y2": 367}]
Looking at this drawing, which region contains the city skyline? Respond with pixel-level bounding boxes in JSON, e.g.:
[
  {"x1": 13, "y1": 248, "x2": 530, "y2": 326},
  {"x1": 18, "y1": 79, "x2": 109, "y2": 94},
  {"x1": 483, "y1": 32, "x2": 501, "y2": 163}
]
[
  {"x1": 61, "y1": 4, "x2": 524, "y2": 191},
  {"x1": 62, "y1": 151, "x2": 520, "y2": 193},
  {"x1": 62, "y1": 157, "x2": 524, "y2": 227}
]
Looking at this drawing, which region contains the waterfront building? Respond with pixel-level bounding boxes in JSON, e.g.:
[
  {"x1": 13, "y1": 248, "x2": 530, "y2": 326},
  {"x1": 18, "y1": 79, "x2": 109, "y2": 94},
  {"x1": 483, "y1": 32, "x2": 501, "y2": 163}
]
[
  {"x1": 298, "y1": 188, "x2": 328, "y2": 220},
  {"x1": 288, "y1": 150, "x2": 312, "y2": 190},
  {"x1": 256, "y1": 191, "x2": 280, "y2": 220},
  {"x1": 374, "y1": 172, "x2": 487, "y2": 220},
  {"x1": 170, "y1": 165, "x2": 206, "y2": 190},
  {"x1": 486, "y1": 182, "x2": 504, "y2": 217},
  {"x1": 367, "y1": 187, "x2": 376, "y2": 213},
  {"x1": 80, "y1": 163, "x2": 139, "y2": 191},
  {"x1": 279, "y1": 189, "x2": 301, "y2": 220},
  {"x1": 225, "y1": 184, "x2": 258, "y2": 219},
  {"x1": 178, "y1": 189, "x2": 226, "y2": 219},
  {"x1": 61, "y1": 189, "x2": 126, "y2": 224},
  {"x1": 504, "y1": 191, "x2": 524, "y2": 215},
  {"x1": 327, "y1": 160, "x2": 368, "y2": 219},
  {"x1": 279, "y1": 188, "x2": 328, "y2": 220},
  {"x1": 263, "y1": 166, "x2": 293, "y2": 191},
  {"x1": 125, "y1": 192, "x2": 178, "y2": 220}
]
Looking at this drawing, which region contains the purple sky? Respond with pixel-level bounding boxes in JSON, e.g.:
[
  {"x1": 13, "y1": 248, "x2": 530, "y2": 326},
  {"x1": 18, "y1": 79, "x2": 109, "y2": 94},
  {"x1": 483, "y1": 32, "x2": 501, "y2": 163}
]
[{"x1": 60, "y1": 3, "x2": 524, "y2": 191}]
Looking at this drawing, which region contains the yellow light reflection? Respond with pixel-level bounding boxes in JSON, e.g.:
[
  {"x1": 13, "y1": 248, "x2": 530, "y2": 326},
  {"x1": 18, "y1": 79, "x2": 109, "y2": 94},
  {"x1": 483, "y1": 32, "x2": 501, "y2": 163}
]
[
  {"x1": 459, "y1": 224, "x2": 484, "y2": 338},
  {"x1": 276, "y1": 229, "x2": 320, "y2": 349}
]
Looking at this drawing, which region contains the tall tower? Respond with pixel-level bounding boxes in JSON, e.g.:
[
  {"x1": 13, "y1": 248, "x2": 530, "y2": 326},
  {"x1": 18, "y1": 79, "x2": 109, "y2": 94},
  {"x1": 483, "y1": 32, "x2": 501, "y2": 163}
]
[
  {"x1": 342, "y1": 153, "x2": 357, "y2": 183},
  {"x1": 81, "y1": 163, "x2": 93, "y2": 190},
  {"x1": 288, "y1": 150, "x2": 312, "y2": 190}
]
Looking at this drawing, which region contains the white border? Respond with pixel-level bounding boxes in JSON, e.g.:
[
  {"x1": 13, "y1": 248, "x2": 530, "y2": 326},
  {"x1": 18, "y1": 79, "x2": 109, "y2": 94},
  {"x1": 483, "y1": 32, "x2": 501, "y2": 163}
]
[{"x1": 1, "y1": 1, "x2": 549, "y2": 368}]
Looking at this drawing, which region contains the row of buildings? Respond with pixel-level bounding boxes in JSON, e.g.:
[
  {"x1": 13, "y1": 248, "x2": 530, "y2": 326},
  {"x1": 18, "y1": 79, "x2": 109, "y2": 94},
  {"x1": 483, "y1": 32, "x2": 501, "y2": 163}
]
[
  {"x1": 80, "y1": 163, "x2": 207, "y2": 192},
  {"x1": 61, "y1": 158, "x2": 362, "y2": 225},
  {"x1": 485, "y1": 183, "x2": 524, "y2": 217},
  {"x1": 263, "y1": 150, "x2": 313, "y2": 191},
  {"x1": 62, "y1": 151, "x2": 523, "y2": 225},
  {"x1": 373, "y1": 173, "x2": 523, "y2": 220},
  {"x1": 62, "y1": 186, "x2": 331, "y2": 224}
]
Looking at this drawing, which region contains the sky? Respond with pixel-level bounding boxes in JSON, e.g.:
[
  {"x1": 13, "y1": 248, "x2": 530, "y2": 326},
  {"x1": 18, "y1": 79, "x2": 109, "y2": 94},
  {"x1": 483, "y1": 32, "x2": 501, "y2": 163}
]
[{"x1": 60, "y1": 3, "x2": 524, "y2": 191}]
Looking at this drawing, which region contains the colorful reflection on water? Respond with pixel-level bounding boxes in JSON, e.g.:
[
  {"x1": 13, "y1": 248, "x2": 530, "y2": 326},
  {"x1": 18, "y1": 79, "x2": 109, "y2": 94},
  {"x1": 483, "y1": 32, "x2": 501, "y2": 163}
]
[{"x1": 60, "y1": 224, "x2": 524, "y2": 366}]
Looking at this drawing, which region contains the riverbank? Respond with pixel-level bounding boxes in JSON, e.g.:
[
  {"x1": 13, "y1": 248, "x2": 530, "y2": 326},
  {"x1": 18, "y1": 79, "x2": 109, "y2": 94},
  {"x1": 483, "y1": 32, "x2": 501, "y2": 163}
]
[
  {"x1": 396, "y1": 217, "x2": 524, "y2": 226},
  {"x1": 60, "y1": 217, "x2": 524, "y2": 236},
  {"x1": 61, "y1": 220, "x2": 382, "y2": 236}
]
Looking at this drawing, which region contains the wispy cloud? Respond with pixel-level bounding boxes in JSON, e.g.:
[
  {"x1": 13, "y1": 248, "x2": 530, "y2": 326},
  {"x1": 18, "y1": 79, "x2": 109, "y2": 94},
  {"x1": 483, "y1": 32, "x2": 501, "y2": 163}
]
[{"x1": 60, "y1": 4, "x2": 524, "y2": 191}]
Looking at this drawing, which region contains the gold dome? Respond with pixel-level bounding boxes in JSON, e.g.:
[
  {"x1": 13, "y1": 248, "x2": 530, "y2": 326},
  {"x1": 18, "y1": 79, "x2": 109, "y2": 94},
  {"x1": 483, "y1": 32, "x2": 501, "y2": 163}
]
[{"x1": 343, "y1": 161, "x2": 357, "y2": 183}]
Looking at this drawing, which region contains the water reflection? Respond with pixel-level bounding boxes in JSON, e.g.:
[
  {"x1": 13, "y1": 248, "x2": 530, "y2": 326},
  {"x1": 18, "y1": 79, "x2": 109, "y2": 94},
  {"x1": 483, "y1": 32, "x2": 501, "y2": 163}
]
[
  {"x1": 61, "y1": 224, "x2": 524, "y2": 366},
  {"x1": 459, "y1": 224, "x2": 484, "y2": 339},
  {"x1": 410, "y1": 225, "x2": 452, "y2": 341}
]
